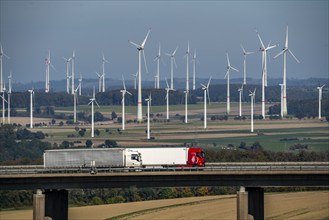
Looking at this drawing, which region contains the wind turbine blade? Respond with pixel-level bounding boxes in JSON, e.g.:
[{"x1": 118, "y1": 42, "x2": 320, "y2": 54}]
[
  {"x1": 173, "y1": 46, "x2": 178, "y2": 56},
  {"x1": 142, "y1": 50, "x2": 149, "y2": 73},
  {"x1": 127, "y1": 91, "x2": 132, "y2": 96},
  {"x1": 173, "y1": 57, "x2": 177, "y2": 68},
  {"x1": 231, "y1": 66, "x2": 239, "y2": 72},
  {"x1": 288, "y1": 49, "x2": 300, "y2": 63},
  {"x1": 128, "y1": 40, "x2": 140, "y2": 48},
  {"x1": 207, "y1": 90, "x2": 211, "y2": 104},
  {"x1": 95, "y1": 100, "x2": 100, "y2": 108},
  {"x1": 224, "y1": 69, "x2": 229, "y2": 79},
  {"x1": 226, "y1": 52, "x2": 230, "y2": 66},
  {"x1": 266, "y1": 44, "x2": 277, "y2": 51},
  {"x1": 207, "y1": 76, "x2": 212, "y2": 88},
  {"x1": 141, "y1": 29, "x2": 151, "y2": 48},
  {"x1": 96, "y1": 72, "x2": 101, "y2": 77},
  {"x1": 122, "y1": 75, "x2": 126, "y2": 90},
  {"x1": 241, "y1": 44, "x2": 247, "y2": 54},
  {"x1": 165, "y1": 53, "x2": 171, "y2": 57},
  {"x1": 50, "y1": 63, "x2": 56, "y2": 71},
  {"x1": 256, "y1": 30, "x2": 266, "y2": 49},
  {"x1": 201, "y1": 83, "x2": 206, "y2": 88},
  {"x1": 285, "y1": 25, "x2": 289, "y2": 48},
  {"x1": 165, "y1": 77, "x2": 169, "y2": 88},
  {"x1": 273, "y1": 50, "x2": 285, "y2": 59}
]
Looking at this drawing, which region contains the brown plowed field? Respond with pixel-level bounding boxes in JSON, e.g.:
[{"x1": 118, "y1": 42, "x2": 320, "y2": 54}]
[{"x1": 1, "y1": 191, "x2": 328, "y2": 220}]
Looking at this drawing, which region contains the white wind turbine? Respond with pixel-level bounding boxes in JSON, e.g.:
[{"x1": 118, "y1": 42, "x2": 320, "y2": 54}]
[
  {"x1": 71, "y1": 50, "x2": 75, "y2": 95},
  {"x1": 184, "y1": 89, "x2": 189, "y2": 124},
  {"x1": 63, "y1": 56, "x2": 72, "y2": 94},
  {"x1": 241, "y1": 44, "x2": 254, "y2": 85},
  {"x1": 129, "y1": 29, "x2": 151, "y2": 122},
  {"x1": 44, "y1": 51, "x2": 55, "y2": 93},
  {"x1": 88, "y1": 87, "x2": 100, "y2": 138},
  {"x1": 0, "y1": 84, "x2": 7, "y2": 124},
  {"x1": 279, "y1": 84, "x2": 284, "y2": 118},
  {"x1": 95, "y1": 72, "x2": 103, "y2": 93},
  {"x1": 154, "y1": 43, "x2": 164, "y2": 89},
  {"x1": 0, "y1": 43, "x2": 10, "y2": 93},
  {"x1": 238, "y1": 84, "x2": 244, "y2": 117},
  {"x1": 28, "y1": 87, "x2": 34, "y2": 128},
  {"x1": 73, "y1": 83, "x2": 81, "y2": 123},
  {"x1": 191, "y1": 49, "x2": 200, "y2": 90},
  {"x1": 78, "y1": 74, "x2": 82, "y2": 96},
  {"x1": 249, "y1": 88, "x2": 256, "y2": 133},
  {"x1": 274, "y1": 25, "x2": 300, "y2": 117},
  {"x1": 224, "y1": 52, "x2": 239, "y2": 115},
  {"x1": 256, "y1": 30, "x2": 277, "y2": 118},
  {"x1": 201, "y1": 76, "x2": 212, "y2": 129},
  {"x1": 101, "y1": 53, "x2": 110, "y2": 92},
  {"x1": 7, "y1": 72, "x2": 12, "y2": 124},
  {"x1": 317, "y1": 84, "x2": 326, "y2": 119},
  {"x1": 145, "y1": 94, "x2": 152, "y2": 140},
  {"x1": 165, "y1": 77, "x2": 175, "y2": 120},
  {"x1": 120, "y1": 75, "x2": 132, "y2": 131},
  {"x1": 165, "y1": 46, "x2": 178, "y2": 90}
]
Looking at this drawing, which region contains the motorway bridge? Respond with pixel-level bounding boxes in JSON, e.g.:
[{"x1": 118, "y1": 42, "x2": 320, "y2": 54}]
[{"x1": 1, "y1": 162, "x2": 329, "y2": 220}]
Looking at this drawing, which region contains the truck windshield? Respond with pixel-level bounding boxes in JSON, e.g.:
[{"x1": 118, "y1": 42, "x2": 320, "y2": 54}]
[{"x1": 131, "y1": 154, "x2": 140, "y2": 162}]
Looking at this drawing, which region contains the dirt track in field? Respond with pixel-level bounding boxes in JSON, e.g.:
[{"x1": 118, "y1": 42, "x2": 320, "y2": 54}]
[{"x1": 1, "y1": 191, "x2": 328, "y2": 220}]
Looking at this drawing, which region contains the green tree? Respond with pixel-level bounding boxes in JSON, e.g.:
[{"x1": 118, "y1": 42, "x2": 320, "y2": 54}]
[{"x1": 86, "y1": 140, "x2": 93, "y2": 148}]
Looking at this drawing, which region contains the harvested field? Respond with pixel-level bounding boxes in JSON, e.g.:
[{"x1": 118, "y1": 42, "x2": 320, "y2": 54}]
[{"x1": 1, "y1": 191, "x2": 328, "y2": 220}]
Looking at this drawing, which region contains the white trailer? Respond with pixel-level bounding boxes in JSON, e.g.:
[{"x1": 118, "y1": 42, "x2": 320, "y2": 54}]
[
  {"x1": 129, "y1": 147, "x2": 188, "y2": 167},
  {"x1": 43, "y1": 148, "x2": 141, "y2": 168}
]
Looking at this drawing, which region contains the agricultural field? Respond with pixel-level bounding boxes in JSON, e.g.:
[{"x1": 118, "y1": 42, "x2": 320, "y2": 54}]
[
  {"x1": 11, "y1": 102, "x2": 328, "y2": 152},
  {"x1": 1, "y1": 191, "x2": 328, "y2": 220}
]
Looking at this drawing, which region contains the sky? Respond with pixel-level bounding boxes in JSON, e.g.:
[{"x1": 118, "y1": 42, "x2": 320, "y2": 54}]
[{"x1": 0, "y1": 0, "x2": 328, "y2": 85}]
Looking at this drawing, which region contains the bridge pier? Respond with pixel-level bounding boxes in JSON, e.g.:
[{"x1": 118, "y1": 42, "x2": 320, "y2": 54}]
[
  {"x1": 246, "y1": 187, "x2": 264, "y2": 220},
  {"x1": 45, "y1": 189, "x2": 68, "y2": 220},
  {"x1": 237, "y1": 186, "x2": 248, "y2": 220},
  {"x1": 33, "y1": 190, "x2": 45, "y2": 220}
]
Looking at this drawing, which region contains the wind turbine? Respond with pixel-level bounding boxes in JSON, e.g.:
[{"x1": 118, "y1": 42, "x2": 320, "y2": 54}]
[
  {"x1": 88, "y1": 87, "x2": 100, "y2": 138},
  {"x1": 241, "y1": 44, "x2": 254, "y2": 85},
  {"x1": 120, "y1": 75, "x2": 132, "y2": 130},
  {"x1": 256, "y1": 30, "x2": 277, "y2": 118},
  {"x1": 274, "y1": 25, "x2": 300, "y2": 117},
  {"x1": 238, "y1": 84, "x2": 244, "y2": 117},
  {"x1": 279, "y1": 84, "x2": 284, "y2": 118},
  {"x1": 0, "y1": 84, "x2": 7, "y2": 124},
  {"x1": 165, "y1": 77, "x2": 175, "y2": 120},
  {"x1": 191, "y1": 49, "x2": 200, "y2": 90},
  {"x1": 165, "y1": 46, "x2": 178, "y2": 90},
  {"x1": 0, "y1": 43, "x2": 10, "y2": 93},
  {"x1": 7, "y1": 72, "x2": 12, "y2": 124},
  {"x1": 317, "y1": 84, "x2": 326, "y2": 119},
  {"x1": 129, "y1": 28, "x2": 151, "y2": 122},
  {"x1": 44, "y1": 50, "x2": 55, "y2": 93},
  {"x1": 71, "y1": 50, "x2": 75, "y2": 95},
  {"x1": 101, "y1": 53, "x2": 110, "y2": 92},
  {"x1": 154, "y1": 43, "x2": 164, "y2": 89},
  {"x1": 95, "y1": 72, "x2": 103, "y2": 93},
  {"x1": 78, "y1": 74, "x2": 82, "y2": 96},
  {"x1": 28, "y1": 87, "x2": 34, "y2": 128},
  {"x1": 249, "y1": 88, "x2": 256, "y2": 133},
  {"x1": 63, "y1": 56, "x2": 72, "y2": 94},
  {"x1": 224, "y1": 52, "x2": 239, "y2": 115},
  {"x1": 201, "y1": 76, "x2": 212, "y2": 129},
  {"x1": 73, "y1": 83, "x2": 81, "y2": 123},
  {"x1": 145, "y1": 94, "x2": 152, "y2": 140},
  {"x1": 131, "y1": 71, "x2": 138, "y2": 90},
  {"x1": 184, "y1": 89, "x2": 189, "y2": 124}
]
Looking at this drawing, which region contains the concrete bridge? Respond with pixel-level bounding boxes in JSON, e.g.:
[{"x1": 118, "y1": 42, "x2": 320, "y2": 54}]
[{"x1": 1, "y1": 163, "x2": 328, "y2": 220}]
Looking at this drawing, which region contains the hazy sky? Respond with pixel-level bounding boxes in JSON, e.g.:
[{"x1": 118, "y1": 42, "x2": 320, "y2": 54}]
[{"x1": 1, "y1": 1, "x2": 328, "y2": 85}]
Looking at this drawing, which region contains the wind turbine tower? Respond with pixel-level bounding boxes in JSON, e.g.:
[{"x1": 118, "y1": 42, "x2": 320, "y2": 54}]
[
  {"x1": 201, "y1": 77, "x2": 211, "y2": 129},
  {"x1": 191, "y1": 49, "x2": 199, "y2": 90},
  {"x1": 0, "y1": 44, "x2": 9, "y2": 93},
  {"x1": 96, "y1": 72, "x2": 103, "y2": 93},
  {"x1": 165, "y1": 46, "x2": 178, "y2": 90},
  {"x1": 44, "y1": 51, "x2": 55, "y2": 93},
  {"x1": 131, "y1": 72, "x2": 138, "y2": 90},
  {"x1": 63, "y1": 56, "x2": 72, "y2": 94},
  {"x1": 279, "y1": 84, "x2": 284, "y2": 118},
  {"x1": 154, "y1": 43, "x2": 163, "y2": 89},
  {"x1": 256, "y1": 30, "x2": 277, "y2": 118},
  {"x1": 224, "y1": 52, "x2": 239, "y2": 115},
  {"x1": 238, "y1": 84, "x2": 243, "y2": 117},
  {"x1": 165, "y1": 78, "x2": 175, "y2": 120},
  {"x1": 129, "y1": 29, "x2": 151, "y2": 122},
  {"x1": 249, "y1": 88, "x2": 256, "y2": 133},
  {"x1": 317, "y1": 84, "x2": 325, "y2": 119},
  {"x1": 0, "y1": 84, "x2": 7, "y2": 124},
  {"x1": 241, "y1": 44, "x2": 254, "y2": 85},
  {"x1": 185, "y1": 41, "x2": 190, "y2": 91},
  {"x1": 7, "y1": 72, "x2": 12, "y2": 123},
  {"x1": 101, "y1": 53, "x2": 110, "y2": 92},
  {"x1": 88, "y1": 87, "x2": 100, "y2": 138},
  {"x1": 120, "y1": 75, "x2": 132, "y2": 130},
  {"x1": 145, "y1": 94, "x2": 152, "y2": 140},
  {"x1": 73, "y1": 84, "x2": 81, "y2": 123},
  {"x1": 274, "y1": 25, "x2": 300, "y2": 117},
  {"x1": 78, "y1": 74, "x2": 82, "y2": 96},
  {"x1": 28, "y1": 88, "x2": 34, "y2": 128}
]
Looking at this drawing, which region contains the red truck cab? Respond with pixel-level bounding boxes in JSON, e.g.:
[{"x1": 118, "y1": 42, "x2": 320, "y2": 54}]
[{"x1": 187, "y1": 148, "x2": 205, "y2": 167}]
